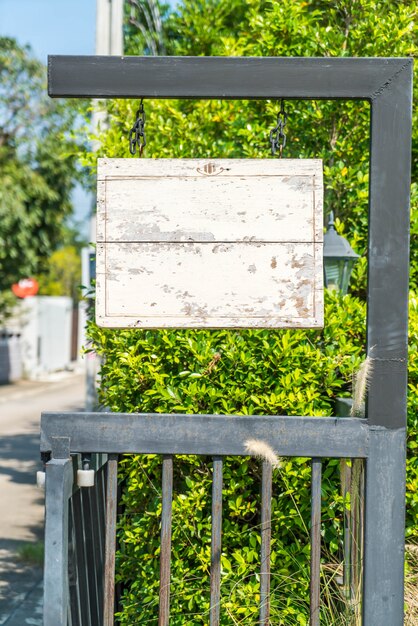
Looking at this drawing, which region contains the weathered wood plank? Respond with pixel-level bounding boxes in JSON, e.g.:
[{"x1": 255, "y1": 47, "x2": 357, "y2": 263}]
[
  {"x1": 40, "y1": 413, "x2": 369, "y2": 459},
  {"x1": 96, "y1": 158, "x2": 323, "y2": 329},
  {"x1": 47, "y1": 55, "x2": 409, "y2": 100},
  {"x1": 97, "y1": 158, "x2": 323, "y2": 244},
  {"x1": 96, "y1": 241, "x2": 323, "y2": 328},
  {"x1": 98, "y1": 157, "x2": 323, "y2": 179}
]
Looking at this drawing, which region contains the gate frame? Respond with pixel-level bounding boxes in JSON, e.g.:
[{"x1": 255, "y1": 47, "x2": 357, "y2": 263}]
[{"x1": 47, "y1": 55, "x2": 413, "y2": 625}]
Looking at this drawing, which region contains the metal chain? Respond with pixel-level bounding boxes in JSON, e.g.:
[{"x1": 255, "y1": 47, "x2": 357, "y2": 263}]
[
  {"x1": 129, "y1": 99, "x2": 146, "y2": 156},
  {"x1": 269, "y1": 99, "x2": 287, "y2": 157}
]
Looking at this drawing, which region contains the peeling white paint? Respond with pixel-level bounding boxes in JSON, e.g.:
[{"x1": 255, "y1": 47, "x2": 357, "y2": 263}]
[{"x1": 96, "y1": 158, "x2": 323, "y2": 328}]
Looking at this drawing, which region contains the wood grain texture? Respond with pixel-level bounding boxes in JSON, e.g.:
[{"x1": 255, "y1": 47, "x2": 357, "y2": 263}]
[
  {"x1": 41, "y1": 413, "x2": 369, "y2": 459},
  {"x1": 48, "y1": 55, "x2": 411, "y2": 100},
  {"x1": 96, "y1": 158, "x2": 323, "y2": 328}
]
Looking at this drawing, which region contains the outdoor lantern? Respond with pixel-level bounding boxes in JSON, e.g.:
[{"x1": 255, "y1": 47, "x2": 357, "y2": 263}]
[{"x1": 323, "y1": 212, "x2": 359, "y2": 294}]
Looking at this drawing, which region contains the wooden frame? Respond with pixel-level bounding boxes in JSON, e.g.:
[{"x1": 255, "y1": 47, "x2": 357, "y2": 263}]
[{"x1": 46, "y1": 55, "x2": 413, "y2": 626}]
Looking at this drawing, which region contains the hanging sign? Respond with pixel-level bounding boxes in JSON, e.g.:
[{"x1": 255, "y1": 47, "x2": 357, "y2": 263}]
[{"x1": 96, "y1": 158, "x2": 323, "y2": 328}]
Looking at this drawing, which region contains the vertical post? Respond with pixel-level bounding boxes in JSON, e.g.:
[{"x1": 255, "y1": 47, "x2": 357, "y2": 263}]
[
  {"x1": 362, "y1": 429, "x2": 406, "y2": 625},
  {"x1": 96, "y1": 0, "x2": 124, "y2": 56},
  {"x1": 259, "y1": 461, "x2": 272, "y2": 625},
  {"x1": 364, "y1": 62, "x2": 412, "y2": 624},
  {"x1": 80, "y1": 486, "x2": 101, "y2": 623},
  {"x1": 103, "y1": 455, "x2": 119, "y2": 626},
  {"x1": 210, "y1": 456, "x2": 223, "y2": 625},
  {"x1": 310, "y1": 458, "x2": 322, "y2": 626},
  {"x1": 340, "y1": 459, "x2": 351, "y2": 595},
  {"x1": 159, "y1": 455, "x2": 173, "y2": 626},
  {"x1": 44, "y1": 450, "x2": 74, "y2": 626},
  {"x1": 352, "y1": 459, "x2": 364, "y2": 608},
  {"x1": 72, "y1": 487, "x2": 92, "y2": 625}
]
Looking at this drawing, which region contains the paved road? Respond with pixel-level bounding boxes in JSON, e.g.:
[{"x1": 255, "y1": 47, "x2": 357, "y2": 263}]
[{"x1": 0, "y1": 373, "x2": 85, "y2": 625}]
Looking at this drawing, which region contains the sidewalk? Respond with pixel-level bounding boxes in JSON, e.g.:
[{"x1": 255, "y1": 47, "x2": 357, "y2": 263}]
[
  {"x1": 0, "y1": 549, "x2": 43, "y2": 626},
  {"x1": 0, "y1": 365, "x2": 84, "y2": 404},
  {"x1": 0, "y1": 369, "x2": 86, "y2": 625}
]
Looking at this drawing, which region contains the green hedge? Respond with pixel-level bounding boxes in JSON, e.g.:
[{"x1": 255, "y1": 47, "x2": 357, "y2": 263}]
[
  {"x1": 86, "y1": 292, "x2": 418, "y2": 623},
  {"x1": 79, "y1": 1, "x2": 418, "y2": 621}
]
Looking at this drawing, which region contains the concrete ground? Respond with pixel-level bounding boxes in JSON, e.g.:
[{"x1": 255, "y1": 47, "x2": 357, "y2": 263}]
[{"x1": 0, "y1": 371, "x2": 86, "y2": 625}]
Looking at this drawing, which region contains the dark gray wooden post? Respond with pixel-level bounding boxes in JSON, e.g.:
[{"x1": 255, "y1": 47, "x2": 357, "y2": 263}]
[
  {"x1": 43, "y1": 438, "x2": 73, "y2": 626},
  {"x1": 362, "y1": 60, "x2": 412, "y2": 625}
]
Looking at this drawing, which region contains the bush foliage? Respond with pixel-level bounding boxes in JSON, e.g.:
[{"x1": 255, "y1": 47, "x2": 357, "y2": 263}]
[
  {"x1": 88, "y1": 293, "x2": 418, "y2": 623},
  {"x1": 83, "y1": 0, "x2": 418, "y2": 622}
]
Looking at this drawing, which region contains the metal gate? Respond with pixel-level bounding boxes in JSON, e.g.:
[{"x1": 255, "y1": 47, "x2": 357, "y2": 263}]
[{"x1": 42, "y1": 56, "x2": 413, "y2": 626}]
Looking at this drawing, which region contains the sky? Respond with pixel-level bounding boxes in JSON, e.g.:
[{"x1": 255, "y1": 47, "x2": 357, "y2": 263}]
[
  {"x1": 0, "y1": 0, "x2": 96, "y2": 64},
  {"x1": 0, "y1": 0, "x2": 97, "y2": 238}
]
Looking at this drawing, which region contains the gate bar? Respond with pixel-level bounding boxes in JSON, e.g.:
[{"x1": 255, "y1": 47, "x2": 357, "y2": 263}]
[
  {"x1": 159, "y1": 455, "x2": 173, "y2": 626},
  {"x1": 41, "y1": 413, "x2": 369, "y2": 458},
  {"x1": 44, "y1": 457, "x2": 74, "y2": 626},
  {"x1": 210, "y1": 457, "x2": 223, "y2": 626},
  {"x1": 310, "y1": 458, "x2": 322, "y2": 626},
  {"x1": 48, "y1": 56, "x2": 408, "y2": 101},
  {"x1": 71, "y1": 487, "x2": 92, "y2": 625},
  {"x1": 259, "y1": 460, "x2": 273, "y2": 625},
  {"x1": 363, "y1": 428, "x2": 406, "y2": 625},
  {"x1": 104, "y1": 455, "x2": 118, "y2": 626}
]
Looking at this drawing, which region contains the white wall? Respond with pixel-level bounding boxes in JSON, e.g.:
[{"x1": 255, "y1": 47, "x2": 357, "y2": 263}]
[{"x1": 18, "y1": 296, "x2": 73, "y2": 379}]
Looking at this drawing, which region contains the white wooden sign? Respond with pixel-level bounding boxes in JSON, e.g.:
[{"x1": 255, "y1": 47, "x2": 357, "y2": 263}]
[{"x1": 96, "y1": 158, "x2": 323, "y2": 328}]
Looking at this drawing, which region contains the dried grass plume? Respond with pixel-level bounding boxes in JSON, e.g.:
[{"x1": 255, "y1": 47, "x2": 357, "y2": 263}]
[
  {"x1": 244, "y1": 439, "x2": 281, "y2": 468},
  {"x1": 351, "y1": 356, "x2": 374, "y2": 417}
]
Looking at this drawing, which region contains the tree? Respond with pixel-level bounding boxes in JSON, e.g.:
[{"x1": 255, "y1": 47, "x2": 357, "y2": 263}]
[
  {"x1": 0, "y1": 38, "x2": 86, "y2": 316},
  {"x1": 125, "y1": 0, "x2": 169, "y2": 55},
  {"x1": 37, "y1": 245, "x2": 82, "y2": 302}
]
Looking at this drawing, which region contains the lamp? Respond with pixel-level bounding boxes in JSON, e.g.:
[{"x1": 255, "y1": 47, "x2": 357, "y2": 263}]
[{"x1": 323, "y1": 212, "x2": 359, "y2": 294}]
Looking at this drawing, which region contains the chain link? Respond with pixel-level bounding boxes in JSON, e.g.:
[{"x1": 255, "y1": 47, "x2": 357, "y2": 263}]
[
  {"x1": 269, "y1": 99, "x2": 287, "y2": 157},
  {"x1": 129, "y1": 99, "x2": 146, "y2": 156}
]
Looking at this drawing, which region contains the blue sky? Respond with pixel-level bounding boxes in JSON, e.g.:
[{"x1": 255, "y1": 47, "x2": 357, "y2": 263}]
[{"x1": 0, "y1": 0, "x2": 96, "y2": 64}]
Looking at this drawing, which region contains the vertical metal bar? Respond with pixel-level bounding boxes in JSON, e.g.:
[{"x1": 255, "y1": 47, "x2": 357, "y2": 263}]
[
  {"x1": 259, "y1": 460, "x2": 272, "y2": 625},
  {"x1": 97, "y1": 462, "x2": 107, "y2": 618},
  {"x1": 210, "y1": 456, "x2": 223, "y2": 626},
  {"x1": 43, "y1": 457, "x2": 74, "y2": 626},
  {"x1": 92, "y1": 463, "x2": 106, "y2": 624},
  {"x1": 362, "y1": 429, "x2": 406, "y2": 625},
  {"x1": 89, "y1": 464, "x2": 103, "y2": 625},
  {"x1": 68, "y1": 499, "x2": 82, "y2": 626},
  {"x1": 355, "y1": 459, "x2": 365, "y2": 602},
  {"x1": 310, "y1": 458, "x2": 322, "y2": 626},
  {"x1": 103, "y1": 455, "x2": 119, "y2": 626},
  {"x1": 70, "y1": 492, "x2": 83, "y2": 626},
  {"x1": 341, "y1": 459, "x2": 352, "y2": 596},
  {"x1": 159, "y1": 455, "x2": 173, "y2": 626},
  {"x1": 81, "y1": 486, "x2": 101, "y2": 624},
  {"x1": 72, "y1": 486, "x2": 92, "y2": 626},
  {"x1": 350, "y1": 458, "x2": 364, "y2": 620}
]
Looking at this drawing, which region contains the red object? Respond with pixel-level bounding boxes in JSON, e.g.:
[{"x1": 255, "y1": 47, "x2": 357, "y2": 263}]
[{"x1": 11, "y1": 277, "x2": 39, "y2": 298}]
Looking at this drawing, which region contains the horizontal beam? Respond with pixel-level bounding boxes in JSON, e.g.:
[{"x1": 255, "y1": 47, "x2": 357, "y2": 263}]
[
  {"x1": 48, "y1": 56, "x2": 410, "y2": 100},
  {"x1": 41, "y1": 412, "x2": 369, "y2": 458}
]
